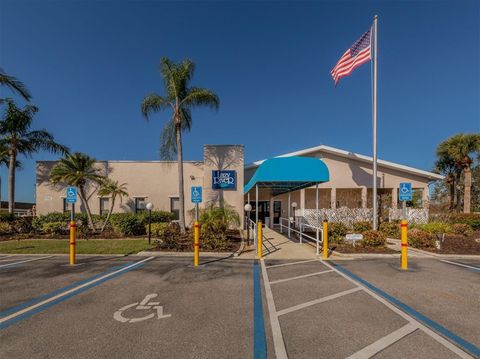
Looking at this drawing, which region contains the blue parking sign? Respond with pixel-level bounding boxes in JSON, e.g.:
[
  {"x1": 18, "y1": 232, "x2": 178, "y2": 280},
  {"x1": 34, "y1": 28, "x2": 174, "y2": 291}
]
[
  {"x1": 399, "y1": 182, "x2": 412, "y2": 201},
  {"x1": 66, "y1": 187, "x2": 77, "y2": 203},
  {"x1": 191, "y1": 186, "x2": 202, "y2": 203}
]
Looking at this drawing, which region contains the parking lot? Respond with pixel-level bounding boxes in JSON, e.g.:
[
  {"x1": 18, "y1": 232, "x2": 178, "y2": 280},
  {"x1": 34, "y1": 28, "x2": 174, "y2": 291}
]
[{"x1": 0, "y1": 254, "x2": 479, "y2": 358}]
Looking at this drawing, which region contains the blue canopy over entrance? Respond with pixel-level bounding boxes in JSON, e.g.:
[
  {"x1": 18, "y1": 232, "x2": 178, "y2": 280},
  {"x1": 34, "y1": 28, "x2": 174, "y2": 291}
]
[{"x1": 244, "y1": 156, "x2": 330, "y2": 195}]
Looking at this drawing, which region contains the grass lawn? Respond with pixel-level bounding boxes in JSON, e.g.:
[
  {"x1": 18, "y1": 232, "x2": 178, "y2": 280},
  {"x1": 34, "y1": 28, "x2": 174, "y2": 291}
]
[{"x1": 0, "y1": 239, "x2": 155, "y2": 255}]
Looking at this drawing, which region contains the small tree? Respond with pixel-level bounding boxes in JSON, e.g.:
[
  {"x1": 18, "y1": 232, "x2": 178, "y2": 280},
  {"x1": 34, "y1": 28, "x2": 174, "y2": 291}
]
[
  {"x1": 98, "y1": 179, "x2": 128, "y2": 233},
  {"x1": 50, "y1": 152, "x2": 104, "y2": 231}
]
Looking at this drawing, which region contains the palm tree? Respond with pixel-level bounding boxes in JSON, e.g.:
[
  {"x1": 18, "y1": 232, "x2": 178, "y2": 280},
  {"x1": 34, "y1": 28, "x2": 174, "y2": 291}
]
[
  {"x1": 0, "y1": 99, "x2": 69, "y2": 214},
  {"x1": 50, "y1": 152, "x2": 104, "y2": 231},
  {"x1": 141, "y1": 57, "x2": 219, "y2": 233},
  {"x1": 98, "y1": 179, "x2": 128, "y2": 233},
  {"x1": 434, "y1": 155, "x2": 456, "y2": 210},
  {"x1": 0, "y1": 68, "x2": 31, "y2": 101},
  {"x1": 436, "y1": 133, "x2": 480, "y2": 213}
]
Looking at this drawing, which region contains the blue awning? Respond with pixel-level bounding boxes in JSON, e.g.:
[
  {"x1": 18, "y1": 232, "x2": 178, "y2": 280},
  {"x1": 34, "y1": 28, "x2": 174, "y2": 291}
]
[{"x1": 244, "y1": 156, "x2": 330, "y2": 195}]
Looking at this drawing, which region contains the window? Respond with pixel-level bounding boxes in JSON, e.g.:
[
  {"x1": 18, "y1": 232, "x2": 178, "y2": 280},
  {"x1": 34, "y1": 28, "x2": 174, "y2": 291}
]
[
  {"x1": 170, "y1": 197, "x2": 180, "y2": 220},
  {"x1": 135, "y1": 198, "x2": 146, "y2": 213},
  {"x1": 63, "y1": 198, "x2": 71, "y2": 213},
  {"x1": 100, "y1": 198, "x2": 110, "y2": 215}
]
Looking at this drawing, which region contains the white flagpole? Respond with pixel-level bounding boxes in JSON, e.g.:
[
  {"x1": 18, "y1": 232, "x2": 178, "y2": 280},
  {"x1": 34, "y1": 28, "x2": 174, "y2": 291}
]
[{"x1": 372, "y1": 15, "x2": 378, "y2": 230}]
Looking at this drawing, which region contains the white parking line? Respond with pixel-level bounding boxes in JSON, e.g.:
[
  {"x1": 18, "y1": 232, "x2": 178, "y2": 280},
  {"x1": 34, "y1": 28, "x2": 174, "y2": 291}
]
[
  {"x1": 277, "y1": 287, "x2": 362, "y2": 316},
  {"x1": 269, "y1": 269, "x2": 334, "y2": 285},
  {"x1": 440, "y1": 260, "x2": 480, "y2": 272},
  {"x1": 0, "y1": 256, "x2": 154, "y2": 326},
  {"x1": 0, "y1": 256, "x2": 53, "y2": 268},
  {"x1": 266, "y1": 259, "x2": 320, "y2": 269},
  {"x1": 347, "y1": 323, "x2": 418, "y2": 359}
]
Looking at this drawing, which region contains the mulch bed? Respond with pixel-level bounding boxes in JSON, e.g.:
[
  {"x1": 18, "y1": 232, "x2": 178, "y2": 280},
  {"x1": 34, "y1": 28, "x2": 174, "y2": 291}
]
[
  {"x1": 331, "y1": 244, "x2": 398, "y2": 254},
  {"x1": 149, "y1": 230, "x2": 242, "y2": 253},
  {"x1": 424, "y1": 232, "x2": 480, "y2": 255}
]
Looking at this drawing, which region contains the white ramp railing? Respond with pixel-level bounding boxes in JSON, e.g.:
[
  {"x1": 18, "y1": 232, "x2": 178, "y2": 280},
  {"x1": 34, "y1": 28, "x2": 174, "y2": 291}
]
[
  {"x1": 278, "y1": 217, "x2": 323, "y2": 255},
  {"x1": 245, "y1": 216, "x2": 257, "y2": 246}
]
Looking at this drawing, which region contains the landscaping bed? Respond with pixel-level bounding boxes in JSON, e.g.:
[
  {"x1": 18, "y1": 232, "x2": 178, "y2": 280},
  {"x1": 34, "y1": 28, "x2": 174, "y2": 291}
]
[{"x1": 424, "y1": 231, "x2": 480, "y2": 255}]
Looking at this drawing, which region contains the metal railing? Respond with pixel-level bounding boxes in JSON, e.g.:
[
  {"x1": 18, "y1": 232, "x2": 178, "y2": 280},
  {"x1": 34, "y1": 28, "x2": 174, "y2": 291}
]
[
  {"x1": 278, "y1": 217, "x2": 323, "y2": 255},
  {"x1": 245, "y1": 216, "x2": 257, "y2": 245}
]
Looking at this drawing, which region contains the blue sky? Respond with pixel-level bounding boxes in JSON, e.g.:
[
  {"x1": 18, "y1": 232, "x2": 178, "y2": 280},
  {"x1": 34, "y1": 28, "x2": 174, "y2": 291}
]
[{"x1": 0, "y1": 0, "x2": 479, "y2": 202}]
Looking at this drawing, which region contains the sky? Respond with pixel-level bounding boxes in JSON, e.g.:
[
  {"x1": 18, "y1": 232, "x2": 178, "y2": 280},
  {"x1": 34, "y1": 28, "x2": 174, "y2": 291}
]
[{"x1": 0, "y1": 0, "x2": 479, "y2": 203}]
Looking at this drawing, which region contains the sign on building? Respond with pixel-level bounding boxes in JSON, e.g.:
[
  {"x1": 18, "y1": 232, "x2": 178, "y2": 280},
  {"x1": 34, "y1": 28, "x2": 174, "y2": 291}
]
[
  {"x1": 212, "y1": 170, "x2": 236, "y2": 190},
  {"x1": 399, "y1": 182, "x2": 412, "y2": 201}
]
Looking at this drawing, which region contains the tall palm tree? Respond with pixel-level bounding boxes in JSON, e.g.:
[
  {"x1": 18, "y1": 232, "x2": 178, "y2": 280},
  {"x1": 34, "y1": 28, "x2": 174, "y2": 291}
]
[
  {"x1": 50, "y1": 152, "x2": 104, "y2": 231},
  {"x1": 437, "y1": 133, "x2": 480, "y2": 213},
  {"x1": 0, "y1": 68, "x2": 31, "y2": 101},
  {"x1": 0, "y1": 99, "x2": 69, "y2": 214},
  {"x1": 141, "y1": 57, "x2": 219, "y2": 233},
  {"x1": 434, "y1": 155, "x2": 456, "y2": 210},
  {"x1": 98, "y1": 179, "x2": 128, "y2": 233}
]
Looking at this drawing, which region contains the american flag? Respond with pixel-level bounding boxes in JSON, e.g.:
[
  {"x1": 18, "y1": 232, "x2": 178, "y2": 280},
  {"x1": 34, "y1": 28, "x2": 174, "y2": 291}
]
[{"x1": 331, "y1": 29, "x2": 372, "y2": 85}]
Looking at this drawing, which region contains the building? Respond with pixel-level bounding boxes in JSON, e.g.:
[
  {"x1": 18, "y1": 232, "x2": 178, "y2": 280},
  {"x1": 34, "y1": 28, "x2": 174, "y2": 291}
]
[{"x1": 35, "y1": 144, "x2": 443, "y2": 226}]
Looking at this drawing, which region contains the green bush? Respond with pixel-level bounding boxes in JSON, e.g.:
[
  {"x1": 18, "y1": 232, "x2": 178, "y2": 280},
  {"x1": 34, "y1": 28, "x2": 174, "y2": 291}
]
[
  {"x1": 153, "y1": 223, "x2": 181, "y2": 250},
  {"x1": 408, "y1": 228, "x2": 435, "y2": 249},
  {"x1": 0, "y1": 212, "x2": 15, "y2": 222},
  {"x1": 149, "y1": 222, "x2": 170, "y2": 237},
  {"x1": 198, "y1": 202, "x2": 238, "y2": 250},
  {"x1": 361, "y1": 230, "x2": 386, "y2": 247},
  {"x1": 328, "y1": 222, "x2": 348, "y2": 243},
  {"x1": 138, "y1": 211, "x2": 174, "y2": 224},
  {"x1": 379, "y1": 222, "x2": 400, "y2": 238},
  {"x1": 12, "y1": 217, "x2": 33, "y2": 234},
  {"x1": 0, "y1": 222, "x2": 12, "y2": 235},
  {"x1": 449, "y1": 223, "x2": 473, "y2": 237},
  {"x1": 448, "y1": 213, "x2": 480, "y2": 230},
  {"x1": 110, "y1": 213, "x2": 145, "y2": 236},
  {"x1": 418, "y1": 222, "x2": 451, "y2": 234},
  {"x1": 352, "y1": 221, "x2": 372, "y2": 233},
  {"x1": 42, "y1": 221, "x2": 67, "y2": 235}
]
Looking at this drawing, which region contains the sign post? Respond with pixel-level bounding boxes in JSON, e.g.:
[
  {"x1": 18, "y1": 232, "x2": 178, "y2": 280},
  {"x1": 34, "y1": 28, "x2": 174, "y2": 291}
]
[
  {"x1": 398, "y1": 183, "x2": 412, "y2": 270},
  {"x1": 66, "y1": 187, "x2": 77, "y2": 265},
  {"x1": 191, "y1": 187, "x2": 202, "y2": 267}
]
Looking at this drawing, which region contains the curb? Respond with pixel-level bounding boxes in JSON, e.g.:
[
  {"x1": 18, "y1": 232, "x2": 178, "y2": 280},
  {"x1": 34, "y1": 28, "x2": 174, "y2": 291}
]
[{"x1": 136, "y1": 251, "x2": 235, "y2": 258}]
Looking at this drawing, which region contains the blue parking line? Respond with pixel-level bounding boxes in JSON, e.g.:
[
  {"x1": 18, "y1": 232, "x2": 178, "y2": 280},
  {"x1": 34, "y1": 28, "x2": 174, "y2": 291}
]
[
  {"x1": 0, "y1": 259, "x2": 148, "y2": 330},
  {"x1": 253, "y1": 260, "x2": 267, "y2": 359},
  {"x1": 331, "y1": 262, "x2": 480, "y2": 358}
]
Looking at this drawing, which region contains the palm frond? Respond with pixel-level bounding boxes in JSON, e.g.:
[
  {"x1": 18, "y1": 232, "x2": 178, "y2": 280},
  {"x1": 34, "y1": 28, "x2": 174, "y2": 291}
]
[
  {"x1": 0, "y1": 68, "x2": 31, "y2": 101},
  {"x1": 181, "y1": 87, "x2": 220, "y2": 110},
  {"x1": 159, "y1": 120, "x2": 177, "y2": 160},
  {"x1": 141, "y1": 93, "x2": 171, "y2": 119}
]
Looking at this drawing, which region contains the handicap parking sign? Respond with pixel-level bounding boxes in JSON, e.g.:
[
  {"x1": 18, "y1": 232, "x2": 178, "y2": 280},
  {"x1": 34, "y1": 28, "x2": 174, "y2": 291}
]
[
  {"x1": 399, "y1": 182, "x2": 412, "y2": 201},
  {"x1": 66, "y1": 187, "x2": 77, "y2": 203},
  {"x1": 191, "y1": 186, "x2": 202, "y2": 203}
]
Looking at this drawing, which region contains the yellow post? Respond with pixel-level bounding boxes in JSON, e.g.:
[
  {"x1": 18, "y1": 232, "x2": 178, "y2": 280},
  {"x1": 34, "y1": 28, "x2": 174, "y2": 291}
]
[
  {"x1": 257, "y1": 221, "x2": 263, "y2": 259},
  {"x1": 69, "y1": 220, "x2": 76, "y2": 265},
  {"x1": 323, "y1": 221, "x2": 328, "y2": 259},
  {"x1": 194, "y1": 221, "x2": 200, "y2": 266},
  {"x1": 401, "y1": 220, "x2": 408, "y2": 270}
]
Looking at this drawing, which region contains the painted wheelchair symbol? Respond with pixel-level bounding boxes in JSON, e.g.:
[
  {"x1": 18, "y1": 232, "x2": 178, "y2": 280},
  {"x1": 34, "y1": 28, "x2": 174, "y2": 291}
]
[{"x1": 113, "y1": 293, "x2": 171, "y2": 323}]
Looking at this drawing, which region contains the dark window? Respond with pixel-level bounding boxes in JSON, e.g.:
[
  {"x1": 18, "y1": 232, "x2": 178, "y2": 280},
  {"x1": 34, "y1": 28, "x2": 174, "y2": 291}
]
[
  {"x1": 170, "y1": 197, "x2": 180, "y2": 220},
  {"x1": 63, "y1": 198, "x2": 71, "y2": 213},
  {"x1": 100, "y1": 198, "x2": 110, "y2": 215},
  {"x1": 135, "y1": 198, "x2": 146, "y2": 213}
]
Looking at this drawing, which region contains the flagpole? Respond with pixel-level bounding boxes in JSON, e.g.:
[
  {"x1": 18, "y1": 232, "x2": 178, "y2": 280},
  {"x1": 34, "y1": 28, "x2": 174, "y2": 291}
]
[{"x1": 372, "y1": 15, "x2": 378, "y2": 230}]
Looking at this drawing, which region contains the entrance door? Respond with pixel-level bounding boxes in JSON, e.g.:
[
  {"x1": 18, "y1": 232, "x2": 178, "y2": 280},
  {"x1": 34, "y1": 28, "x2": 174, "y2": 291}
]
[
  {"x1": 273, "y1": 201, "x2": 281, "y2": 224},
  {"x1": 247, "y1": 201, "x2": 269, "y2": 225}
]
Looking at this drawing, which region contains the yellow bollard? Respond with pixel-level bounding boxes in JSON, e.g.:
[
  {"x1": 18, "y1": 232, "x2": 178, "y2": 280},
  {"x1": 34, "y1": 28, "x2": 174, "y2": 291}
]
[
  {"x1": 194, "y1": 221, "x2": 200, "y2": 266},
  {"x1": 401, "y1": 220, "x2": 408, "y2": 270},
  {"x1": 323, "y1": 221, "x2": 329, "y2": 259},
  {"x1": 69, "y1": 220, "x2": 76, "y2": 265},
  {"x1": 257, "y1": 221, "x2": 263, "y2": 259}
]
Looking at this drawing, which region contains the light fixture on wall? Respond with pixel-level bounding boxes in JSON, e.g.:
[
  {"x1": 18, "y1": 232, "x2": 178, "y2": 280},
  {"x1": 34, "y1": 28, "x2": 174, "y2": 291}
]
[{"x1": 190, "y1": 175, "x2": 196, "y2": 180}]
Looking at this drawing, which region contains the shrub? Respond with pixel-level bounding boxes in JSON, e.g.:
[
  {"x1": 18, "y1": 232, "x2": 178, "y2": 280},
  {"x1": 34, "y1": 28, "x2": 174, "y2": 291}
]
[
  {"x1": 0, "y1": 222, "x2": 12, "y2": 235},
  {"x1": 449, "y1": 223, "x2": 473, "y2": 237},
  {"x1": 418, "y1": 222, "x2": 451, "y2": 234},
  {"x1": 42, "y1": 221, "x2": 67, "y2": 235},
  {"x1": 153, "y1": 223, "x2": 181, "y2": 250},
  {"x1": 12, "y1": 217, "x2": 33, "y2": 234},
  {"x1": 198, "y1": 202, "x2": 238, "y2": 250},
  {"x1": 448, "y1": 213, "x2": 480, "y2": 230},
  {"x1": 110, "y1": 213, "x2": 145, "y2": 236},
  {"x1": 149, "y1": 222, "x2": 170, "y2": 237},
  {"x1": 379, "y1": 222, "x2": 400, "y2": 238},
  {"x1": 0, "y1": 212, "x2": 15, "y2": 222},
  {"x1": 352, "y1": 221, "x2": 372, "y2": 233},
  {"x1": 328, "y1": 222, "x2": 348, "y2": 243},
  {"x1": 361, "y1": 230, "x2": 386, "y2": 247},
  {"x1": 408, "y1": 228, "x2": 435, "y2": 249},
  {"x1": 201, "y1": 225, "x2": 228, "y2": 251},
  {"x1": 138, "y1": 211, "x2": 174, "y2": 224}
]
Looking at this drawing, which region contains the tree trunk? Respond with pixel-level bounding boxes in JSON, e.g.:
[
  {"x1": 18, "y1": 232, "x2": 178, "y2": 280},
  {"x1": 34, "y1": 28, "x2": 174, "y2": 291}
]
[
  {"x1": 78, "y1": 186, "x2": 96, "y2": 232},
  {"x1": 448, "y1": 178, "x2": 455, "y2": 210},
  {"x1": 464, "y1": 167, "x2": 472, "y2": 213},
  {"x1": 101, "y1": 196, "x2": 116, "y2": 233},
  {"x1": 454, "y1": 171, "x2": 462, "y2": 211},
  {"x1": 175, "y1": 123, "x2": 186, "y2": 233},
  {"x1": 8, "y1": 151, "x2": 16, "y2": 215}
]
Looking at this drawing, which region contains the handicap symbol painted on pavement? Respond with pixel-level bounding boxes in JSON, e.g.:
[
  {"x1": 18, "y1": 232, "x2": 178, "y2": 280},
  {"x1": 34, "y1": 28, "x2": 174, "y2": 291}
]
[{"x1": 113, "y1": 293, "x2": 171, "y2": 323}]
